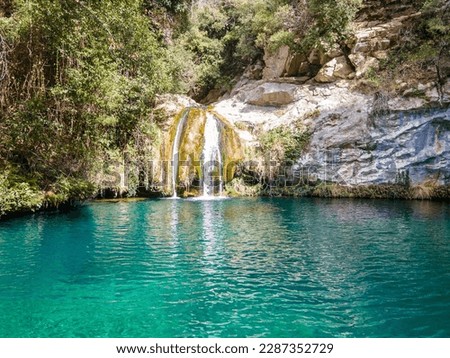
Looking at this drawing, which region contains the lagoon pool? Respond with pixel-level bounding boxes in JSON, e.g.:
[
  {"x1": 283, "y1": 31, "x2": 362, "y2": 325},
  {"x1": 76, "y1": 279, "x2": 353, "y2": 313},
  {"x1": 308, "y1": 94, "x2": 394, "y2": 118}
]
[{"x1": 0, "y1": 198, "x2": 449, "y2": 337}]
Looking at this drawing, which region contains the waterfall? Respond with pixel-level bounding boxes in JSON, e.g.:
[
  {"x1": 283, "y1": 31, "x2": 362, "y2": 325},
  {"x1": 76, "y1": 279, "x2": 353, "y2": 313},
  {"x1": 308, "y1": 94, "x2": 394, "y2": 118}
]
[
  {"x1": 202, "y1": 113, "x2": 223, "y2": 197},
  {"x1": 171, "y1": 109, "x2": 189, "y2": 198}
]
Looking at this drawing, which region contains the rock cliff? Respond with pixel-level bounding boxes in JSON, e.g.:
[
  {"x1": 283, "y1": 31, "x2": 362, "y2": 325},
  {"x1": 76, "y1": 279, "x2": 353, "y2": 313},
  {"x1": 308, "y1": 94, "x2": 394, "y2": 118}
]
[
  {"x1": 209, "y1": 1, "x2": 450, "y2": 190},
  {"x1": 214, "y1": 79, "x2": 449, "y2": 186}
]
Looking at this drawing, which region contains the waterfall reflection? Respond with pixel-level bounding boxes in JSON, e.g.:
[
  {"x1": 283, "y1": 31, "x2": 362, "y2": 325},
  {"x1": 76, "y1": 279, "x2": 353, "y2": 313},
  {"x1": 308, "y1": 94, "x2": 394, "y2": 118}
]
[
  {"x1": 201, "y1": 201, "x2": 222, "y2": 274},
  {"x1": 170, "y1": 200, "x2": 179, "y2": 247}
]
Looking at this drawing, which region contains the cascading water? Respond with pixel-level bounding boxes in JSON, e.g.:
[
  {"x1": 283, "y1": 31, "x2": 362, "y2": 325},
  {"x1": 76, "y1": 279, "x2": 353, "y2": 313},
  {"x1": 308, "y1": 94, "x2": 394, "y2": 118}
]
[
  {"x1": 171, "y1": 109, "x2": 189, "y2": 198},
  {"x1": 201, "y1": 113, "x2": 223, "y2": 197}
]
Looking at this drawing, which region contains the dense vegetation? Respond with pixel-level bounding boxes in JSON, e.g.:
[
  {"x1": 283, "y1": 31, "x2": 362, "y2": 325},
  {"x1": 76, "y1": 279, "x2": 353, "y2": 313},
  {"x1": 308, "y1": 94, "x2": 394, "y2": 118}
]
[
  {"x1": 172, "y1": 0, "x2": 363, "y2": 99},
  {"x1": 0, "y1": 0, "x2": 447, "y2": 217},
  {"x1": 0, "y1": 0, "x2": 187, "y2": 216}
]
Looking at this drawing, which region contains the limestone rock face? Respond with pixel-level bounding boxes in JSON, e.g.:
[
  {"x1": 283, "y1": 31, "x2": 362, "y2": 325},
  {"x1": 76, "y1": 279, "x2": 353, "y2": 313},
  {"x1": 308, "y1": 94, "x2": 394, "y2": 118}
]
[
  {"x1": 299, "y1": 107, "x2": 450, "y2": 185},
  {"x1": 205, "y1": 6, "x2": 450, "y2": 189},
  {"x1": 245, "y1": 82, "x2": 297, "y2": 106},
  {"x1": 213, "y1": 78, "x2": 450, "y2": 186}
]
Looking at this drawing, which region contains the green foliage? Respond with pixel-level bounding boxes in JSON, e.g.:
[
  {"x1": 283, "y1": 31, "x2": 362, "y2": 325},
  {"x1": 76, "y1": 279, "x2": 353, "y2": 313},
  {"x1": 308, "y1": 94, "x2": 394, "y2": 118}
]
[
  {"x1": 259, "y1": 126, "x2": 311, "y2": 162},
  {"x1": 148, "y1": 0, "x2": 190, "y2": 14},
  {"x1": 169, "y1": 0, "x2": 307, "y2": 97},
  {"x1": 48, "y1": 176, "x2": 96, "y2": 205},
  {"x1": 226, "y1": 0, "x2": 296, "y2": 58},
  {"x1": 173, "y1": 25, "x2": 225, "y2": 97},
  {"x1": 303, "y1": 0, "x2": 362, "y2": 50},
  {"x1": 0, "y1": 167, "x2": 97, "y2": 217},
  {"x1": 0, "y1": 170, "x2": 44, "y2": 217},
  {"x1": 0, "y1": 0, "x2": 187, "y2": 215},
  {"x1": 365, "y1": 67, "x2": 381, "y2": 87}
]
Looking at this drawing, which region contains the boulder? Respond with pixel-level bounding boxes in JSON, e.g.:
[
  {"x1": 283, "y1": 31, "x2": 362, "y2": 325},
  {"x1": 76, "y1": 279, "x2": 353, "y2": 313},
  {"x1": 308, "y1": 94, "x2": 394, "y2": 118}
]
[
  {"x1": 353, "y1": 41, "x2": 371, "y2": 53},
  {"x1": 355, "y1": 57, "x2": 380, "y2": 79},
  {"x1": 326, "y1": 45, "x2": 343, "y2": 60},
  {"x1": 314, "y1": 60, "x2": 336, "y2": 83},
  {"x1": 333, "y1": 57, "x2": 354, "y2": 79},
  {"x1": 314, "y1": 57, "x2": 354, "y2": 83},
  {"x1": 246, "y1": 82, "x2": 297, "y2": 106},
  {"x1": 262, "y1": 45, "x2": 290, "y2": 80}
]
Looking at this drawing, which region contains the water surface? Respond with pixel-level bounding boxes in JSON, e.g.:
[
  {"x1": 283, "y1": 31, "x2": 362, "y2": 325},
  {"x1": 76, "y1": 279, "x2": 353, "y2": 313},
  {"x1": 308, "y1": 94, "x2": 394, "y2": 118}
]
[{"x1": 0, "y1": 198, "x2": 449, "y2": 337}]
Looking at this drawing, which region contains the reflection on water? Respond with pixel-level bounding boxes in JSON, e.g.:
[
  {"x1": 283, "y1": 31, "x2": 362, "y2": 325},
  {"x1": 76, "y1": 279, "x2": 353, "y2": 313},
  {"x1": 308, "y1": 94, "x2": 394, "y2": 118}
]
[{"x1": 0, "y1": 198, "x2": 449, "y2": 338}]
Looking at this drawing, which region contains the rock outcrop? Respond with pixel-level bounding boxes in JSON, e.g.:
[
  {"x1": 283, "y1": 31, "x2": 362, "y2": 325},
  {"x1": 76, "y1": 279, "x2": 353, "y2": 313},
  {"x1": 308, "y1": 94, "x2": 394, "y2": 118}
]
[
  {"x1": 298, "y1": 107, "x2": 450, "y2": 185},
  {"x1": 315, "y1": 56, "x2": 354, "y2": 83},
  {"x1": 213, "y1": 78, "x2": 450, "y2": 186},
  {"x1": 261, "y1": 8, "x2": 423, "y2": 85},
  {"x1": 209, "y1": 1, "x2": 450, "y2": 190},
  {"x1": 245, "y1": 82, "x2": 297, "y2": 106},
  {"x1": 158, "y1": 1, "x2": 450, "y2": 194},
  {"x1": 262, "y1": 45, "x2": 291, "y2": 80}
]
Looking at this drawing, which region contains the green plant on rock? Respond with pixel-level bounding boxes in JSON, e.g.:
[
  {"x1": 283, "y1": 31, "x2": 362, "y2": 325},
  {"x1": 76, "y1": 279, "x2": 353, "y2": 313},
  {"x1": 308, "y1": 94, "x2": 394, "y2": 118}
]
[
  {"x1": 302, "y1": 0, "x2": 362, "y2": 63},
  {"x1": 0, "y1": 170, "x2": 44, "y2": 218},
  {"x1": 376, "y1": 0, "x2": 449, "y2": 97},
  {"x1": 365, "y1": 67, "x2": 381, "y2": 87},
  {"x1": 225, "y1": 178, "x2": 262, "y2": 197},
  {"x1": 259, "y1": 126, "x2": 311, "y2": 163}
]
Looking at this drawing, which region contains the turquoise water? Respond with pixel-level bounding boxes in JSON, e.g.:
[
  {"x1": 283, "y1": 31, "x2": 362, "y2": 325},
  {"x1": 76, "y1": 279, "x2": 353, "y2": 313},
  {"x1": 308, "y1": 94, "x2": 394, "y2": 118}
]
[{"x1": 0, "y1": 198, "x2": 449, "y2": 338}]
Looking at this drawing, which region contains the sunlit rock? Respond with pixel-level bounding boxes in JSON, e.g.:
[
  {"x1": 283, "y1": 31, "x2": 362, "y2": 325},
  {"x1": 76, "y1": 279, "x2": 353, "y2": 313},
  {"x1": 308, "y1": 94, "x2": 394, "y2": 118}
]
[{"x1": 245, "y1": 82, "x2": 297, "y2": 106}]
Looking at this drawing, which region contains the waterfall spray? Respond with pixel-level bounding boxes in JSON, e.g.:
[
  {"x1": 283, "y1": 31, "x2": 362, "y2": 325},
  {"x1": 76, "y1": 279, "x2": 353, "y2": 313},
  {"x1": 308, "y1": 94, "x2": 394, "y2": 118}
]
[{"x1": 201, "y1": 113, "x2": 223, "y2": 197}]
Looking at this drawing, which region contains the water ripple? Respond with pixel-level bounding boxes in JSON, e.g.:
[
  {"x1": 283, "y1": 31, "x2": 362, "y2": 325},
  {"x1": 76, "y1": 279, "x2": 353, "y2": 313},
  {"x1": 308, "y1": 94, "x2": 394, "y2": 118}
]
[{"x1": 0, "y1": 198, "x2": 449, "y2": 337}]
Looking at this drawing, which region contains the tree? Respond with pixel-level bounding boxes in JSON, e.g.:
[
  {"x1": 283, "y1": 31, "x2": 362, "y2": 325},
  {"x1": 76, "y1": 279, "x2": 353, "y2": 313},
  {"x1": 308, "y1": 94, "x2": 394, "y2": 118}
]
[
  {"x1": 0, "y1": 0, "x2": 182, "y2": 210},
  {"x1": 304, "y1": 0, "x2": 362, "y2": 69}
]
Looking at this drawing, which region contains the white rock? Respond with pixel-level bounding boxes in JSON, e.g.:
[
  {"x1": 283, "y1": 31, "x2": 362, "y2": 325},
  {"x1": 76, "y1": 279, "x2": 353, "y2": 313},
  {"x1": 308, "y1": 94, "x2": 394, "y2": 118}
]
[
  {"x1": 314, "y1": 59, "x2": 337, "y2": 83},
  {"x1": 333, "y1": 56, "x2": 354, "y2": 79},
  {"x1": 355, "y1": 57, "x2": 379, "y2": 79},
  {"x1": 245, "y1": 82, "x2": 298, "y2": 107}
]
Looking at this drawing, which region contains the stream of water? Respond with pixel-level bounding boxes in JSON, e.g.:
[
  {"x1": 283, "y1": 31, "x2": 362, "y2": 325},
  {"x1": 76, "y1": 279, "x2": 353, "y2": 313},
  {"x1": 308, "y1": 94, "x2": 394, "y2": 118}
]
[{"x1": 201, "y1": 113, "x2": 223, "y2": 197}]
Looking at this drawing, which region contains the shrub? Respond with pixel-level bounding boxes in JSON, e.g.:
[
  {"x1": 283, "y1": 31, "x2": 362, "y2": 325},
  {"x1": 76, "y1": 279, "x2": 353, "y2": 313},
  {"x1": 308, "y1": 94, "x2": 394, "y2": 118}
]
[
  {"x1": 0, "y1": 170, "x2": 44, "y2": 218},
  {"x1": 259, "y1": 126, "x2": 311, "y2": 162}
]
